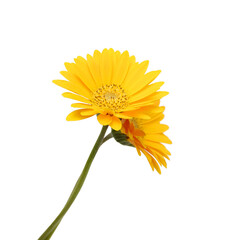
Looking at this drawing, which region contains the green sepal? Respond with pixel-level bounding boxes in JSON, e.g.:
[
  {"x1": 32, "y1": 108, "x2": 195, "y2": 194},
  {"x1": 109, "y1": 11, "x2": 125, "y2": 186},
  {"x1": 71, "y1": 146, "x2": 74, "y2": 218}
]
[{"x1": 111, "y1": 129, "x2": 134, "y2": 147}]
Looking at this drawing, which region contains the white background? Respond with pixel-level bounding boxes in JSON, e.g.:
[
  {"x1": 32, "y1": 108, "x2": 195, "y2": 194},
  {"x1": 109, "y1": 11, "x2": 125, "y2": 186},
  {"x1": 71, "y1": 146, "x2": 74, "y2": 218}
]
[{"x1": 0, "y1": 0, "x2": 239, "y2": 239}]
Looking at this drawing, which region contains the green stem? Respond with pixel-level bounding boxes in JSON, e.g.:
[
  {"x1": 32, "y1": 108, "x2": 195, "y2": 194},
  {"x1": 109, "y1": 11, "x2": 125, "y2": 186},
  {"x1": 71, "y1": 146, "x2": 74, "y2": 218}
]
[
  {"x1": 38, "y1": 125, "x2": 108, "y2": 240},
  {"x1": 101, "y1": 132, "x2": 113, "y2": 145}
]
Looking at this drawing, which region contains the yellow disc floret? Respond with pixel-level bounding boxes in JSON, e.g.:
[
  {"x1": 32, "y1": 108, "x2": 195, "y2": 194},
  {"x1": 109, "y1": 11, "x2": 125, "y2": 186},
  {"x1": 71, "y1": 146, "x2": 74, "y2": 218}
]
[{"x1": 91, "y1": 84, "x2": 128, "y2": 112}]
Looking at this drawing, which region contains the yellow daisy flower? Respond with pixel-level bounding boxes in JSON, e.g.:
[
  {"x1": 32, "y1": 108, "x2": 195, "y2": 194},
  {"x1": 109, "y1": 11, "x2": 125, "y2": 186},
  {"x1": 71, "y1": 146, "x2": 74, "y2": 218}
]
[
  {"x1": 53, "y1": 48, "x2": 168, "y2": 130},
  {"x1": 118, "y1": 109, "x2": 172, "y2": 174}
]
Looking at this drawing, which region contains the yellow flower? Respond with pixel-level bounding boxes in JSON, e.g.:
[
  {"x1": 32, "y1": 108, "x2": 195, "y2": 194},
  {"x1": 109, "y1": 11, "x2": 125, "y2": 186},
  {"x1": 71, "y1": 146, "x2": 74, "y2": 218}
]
[
  {"x1": 119, "y1": 109, "x2": 171, "y2": 174},
  {"x1": 53, "y1": 48, "x2": 168, "y2": 130}
]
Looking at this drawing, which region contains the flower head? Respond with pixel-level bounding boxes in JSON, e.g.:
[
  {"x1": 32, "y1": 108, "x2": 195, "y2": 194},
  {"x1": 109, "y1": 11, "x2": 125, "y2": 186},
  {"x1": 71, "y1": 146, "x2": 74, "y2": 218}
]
[
  {"x1": 53, "y1": 49, "x2": 168, "y2": 130},
  {"x1": 117, "y1": 109, "x2": 172, "y2": 174}
]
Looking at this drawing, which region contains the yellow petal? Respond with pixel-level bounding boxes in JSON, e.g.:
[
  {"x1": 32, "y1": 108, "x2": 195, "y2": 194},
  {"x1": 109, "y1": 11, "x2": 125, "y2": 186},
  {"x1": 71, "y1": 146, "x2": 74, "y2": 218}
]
[
  {"x1": 97, "y1": 114, "x2": 112, "y2": 125},
  {"x1": 155, "y1": 154, "x2": 167, "y2": 168},
  {"x1": 80, "y1": 109, "x2": 97, "y2": 116},
  {"x1": 127, "y1": 70, "x2": 161, "y2": 95},
  {"x1": 142, "y1": 114, "x2": 165, "y2": 127},
  {"x1": 100, "y1": 48, "x2": 113, "y2": 85},
  {"x1": 135, "y1": 105, "x2": 165, "y2": 114},
  {"x1": 143, "y1": 124, "x2": 169, "y2": 133},
  {"x1": 129, "y1": 82, "x2": 165, "y2": 102},
  {"x1": 64, "y1": 63, "x2": 94, "y2": 92},
  {"x1": 109, "y1": 116, "x2": 122, "y2": 131},
  {"x1": 60, "y1": 71, "x2": 83, "y2": 86},
  {"x1": 114, "y1": 113, "x2": 133, "y2": 119},
  {"x1": 66, "y1": 109, "x2": 93, "y2": 121},
  {"x1": 130, "y1": 91, "x2": 167, "y2": 106},
  {"x1": 153, "y1": 147, "x2": 170, "y2": 160},
  {"x1": 122, "y1": 60, "x2": 149, "y2": 91},
  {"x1": 145, "y1": 133, "x2": 172, "y2": 144},
  {"x1": 123, "y1": 111, "x2": 151, "y2": 119},
  {"x1": 62, "y1": 92, "x2": 91, "y2": 104},
  {"x1": 141, "y1": 149, "x2": 154, "y2": 171},
  {"x1": 123, "y1": 102, "x2": 156, "y2": 112},
  {"x1": 53, "y1": 80, "x2": 91, "y2": 98},
  {"x1": 74, "y1": 56, "x2": 98, "y2": 91},
  {"x1": 112, "y1": 51, "x2": 130, "y2": 85},
  {"x1": 152, "y1": 158, "x2": 162, "y2": 174},
  {"x1": 93, "y1": 49, "x2": 101, "y2": 61},
  {"x1": 144, "y1": 140, "x2": 171, "y2": 156},
  {"x1": 135, "y1": 145, "x2": 142, "y2": 156},
  {"x1": 86, "y1": 54, "x2": 102, "y2": 88},
  {"x1": 71, "y1": 103, "x2": 92, "y2": 108},
  {"x1": 151, "y1": 106, "x2": 165, "y2": 113}
]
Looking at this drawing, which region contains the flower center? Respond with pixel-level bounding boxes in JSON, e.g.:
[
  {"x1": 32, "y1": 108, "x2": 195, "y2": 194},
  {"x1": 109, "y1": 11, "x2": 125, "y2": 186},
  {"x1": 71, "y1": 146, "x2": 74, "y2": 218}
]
[{"x1": 92, "y1": 84, "x2": 128, "y2": 112}]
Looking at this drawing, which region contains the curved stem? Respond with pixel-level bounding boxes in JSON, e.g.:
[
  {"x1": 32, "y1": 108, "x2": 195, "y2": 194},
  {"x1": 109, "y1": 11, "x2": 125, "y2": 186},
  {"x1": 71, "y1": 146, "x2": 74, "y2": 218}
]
[
  {"x1": 101, "y1": 132, "x2": 113, "y2": 145},
  {"x1": 38, "y1": 125, "x2": 108, "y2": 240}
]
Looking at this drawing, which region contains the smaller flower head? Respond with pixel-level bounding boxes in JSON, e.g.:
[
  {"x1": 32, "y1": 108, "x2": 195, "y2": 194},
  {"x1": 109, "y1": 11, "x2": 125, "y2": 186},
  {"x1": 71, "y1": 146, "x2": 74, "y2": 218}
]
[{"x1": 113, "y1": 109, "x2": 171, "y2": 174}]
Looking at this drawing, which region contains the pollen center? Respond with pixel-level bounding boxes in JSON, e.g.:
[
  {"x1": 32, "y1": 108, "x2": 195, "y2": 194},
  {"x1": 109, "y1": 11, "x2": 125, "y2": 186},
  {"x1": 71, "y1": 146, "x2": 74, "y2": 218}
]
[{"x1": 92, "y1": 84, "x2": 128, "y2": 112}]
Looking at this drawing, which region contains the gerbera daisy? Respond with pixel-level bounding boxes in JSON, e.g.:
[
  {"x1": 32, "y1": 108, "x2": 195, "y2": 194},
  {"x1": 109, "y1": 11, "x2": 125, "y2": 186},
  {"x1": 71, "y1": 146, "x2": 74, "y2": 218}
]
[
  {"x1": 53, "y1": 48, "x2": 168, "y2": 130},
  {"x1": 114, "y1": 109, "x2": 171, "y2": 174}
]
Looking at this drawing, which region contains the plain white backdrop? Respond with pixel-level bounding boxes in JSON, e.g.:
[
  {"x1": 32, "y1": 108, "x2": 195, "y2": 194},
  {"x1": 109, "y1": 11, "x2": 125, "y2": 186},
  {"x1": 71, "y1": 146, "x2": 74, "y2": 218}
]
[{"x1": 0, "y1": 0, "x2": 239, "y2": 239}]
